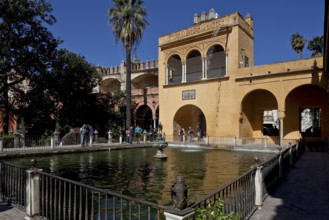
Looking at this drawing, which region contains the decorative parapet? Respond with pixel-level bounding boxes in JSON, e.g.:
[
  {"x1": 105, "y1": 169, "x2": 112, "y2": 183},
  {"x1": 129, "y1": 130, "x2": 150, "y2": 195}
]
[
  {"x1": 159, "y1": 12, "x2": 253, "y2": 46},
  {"x1": 96, "y1": 59, "x2": 158, "y2": 76}
]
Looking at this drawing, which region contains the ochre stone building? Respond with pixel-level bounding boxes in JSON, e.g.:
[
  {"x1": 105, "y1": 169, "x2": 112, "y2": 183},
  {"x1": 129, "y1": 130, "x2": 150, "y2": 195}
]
[{"x1": 156, "y1": 10, "x2": 327, "y2": 144}]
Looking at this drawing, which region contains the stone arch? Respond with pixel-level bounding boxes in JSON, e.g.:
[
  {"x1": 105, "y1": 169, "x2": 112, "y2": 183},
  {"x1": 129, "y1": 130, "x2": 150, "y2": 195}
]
[
  {"x1": 173, "y1": 104, "x2": 206, "y2": 141},
  {"x1": 99, "y1": 78, "x2": 121, "y2": 93},
  {"x1": 135, "y1": 105, "x2": 153, "y2": 131},
  {"x1": 284, "y1": 84, "x2": 329, "y2": 140},
  {"x1": 186, "y1": 49, "x2": 202, "y2": 82},
  {"x1": 240, "y1": 89, "x2": 278, "y2": 139},
  {"x1": 206, "y1": 44, "x2": 226, "y2": 78},
  {"x1": 131, "y1": 73, "x2": 158, "y2": 90},
  {"x1": 167, "y1": 54, "x2": 182, "y2": 84}
]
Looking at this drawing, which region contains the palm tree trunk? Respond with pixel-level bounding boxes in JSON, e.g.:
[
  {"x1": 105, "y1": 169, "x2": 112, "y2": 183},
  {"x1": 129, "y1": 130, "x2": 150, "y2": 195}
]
[{"x1": 125, "y1": 48, "x2": 132, "y2": 130}]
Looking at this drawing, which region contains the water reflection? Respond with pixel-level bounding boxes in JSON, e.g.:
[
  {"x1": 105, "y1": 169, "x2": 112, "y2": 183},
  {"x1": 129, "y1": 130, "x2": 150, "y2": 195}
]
[{"x1": 7, "y1": 147, "x2": 275, "y2": 205}]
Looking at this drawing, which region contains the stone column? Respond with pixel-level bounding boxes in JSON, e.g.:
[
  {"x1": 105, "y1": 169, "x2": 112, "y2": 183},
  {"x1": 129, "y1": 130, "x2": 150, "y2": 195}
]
[
  {"x1": 181, "y1": 61, "x2": 186, "y2": 83},
  {"x1": 25, "y1": 168, "x2": 43, "y2": 220},
  {"x1": 165, "y1": 64, "x2": 169, "y2": 84},
  {"x1": 279, "y1": 117, "x2": 284, "y2": 147},
  {"x1": 201, "y1": 57, "x2": 206, "y2": 79}
]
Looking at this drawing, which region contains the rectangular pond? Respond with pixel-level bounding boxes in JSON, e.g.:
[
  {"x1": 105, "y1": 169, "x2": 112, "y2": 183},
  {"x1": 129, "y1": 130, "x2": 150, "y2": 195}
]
[{"x1": 6, "y1": 146, "x2": 275, "y2": 206}]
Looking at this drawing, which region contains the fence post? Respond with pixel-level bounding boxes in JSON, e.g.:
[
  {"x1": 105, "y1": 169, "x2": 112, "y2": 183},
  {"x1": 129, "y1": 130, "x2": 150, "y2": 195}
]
[
  {"x1": 119, "y1": 135, "x2": 123, "y2": 144},
  {"x1": 289, "y1": 146, "x2": 293, "y2": 166},
  {"x1": 25, "y1": 168, "x2": 43, "y2": 220},
  {"x1": 164, "y1": 210, "x2": 195, "y2": 220},
  {"x1": 14, "y1": 131, "x2": 20, "y2": 148},
  {"x1": 254, "y1": 166, "x2": 264, "y2": 208},
  {"x1": 51, "y1": 137, "x2": 54, "y2": 149},
  {"x1": 108, "y1": 131, "x2": 112, "y2": 144},
  {"x1": 264, "y1": 136, "x2": 268, "y2": 149},
  {"x1": 278, "y1": 151, "x2": 283, "y2": 179},
  {"x1": 94, "y1": 130, "x2": 98, "y2": 143},
  {"x1": 0, "y1": 139, "x2": 3, "y2": 152}
]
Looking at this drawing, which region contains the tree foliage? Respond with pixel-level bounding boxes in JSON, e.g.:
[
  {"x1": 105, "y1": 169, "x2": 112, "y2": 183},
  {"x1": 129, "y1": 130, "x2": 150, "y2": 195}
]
[
  {"x1": 291, "y1": 33, "x2": 306, "y2": 59},
  {"x1": 0, "y1": 0, "x2": 60, "y2": 133},
  {"x1": 307, "y1": 36, "x2": 324, "y2": 57},
  {"x1": 108, "y1": 0, "x2": 148, "y2": 130},
  {"x1": 24, "y1": 49, "x2": 102, "y2": 135}
]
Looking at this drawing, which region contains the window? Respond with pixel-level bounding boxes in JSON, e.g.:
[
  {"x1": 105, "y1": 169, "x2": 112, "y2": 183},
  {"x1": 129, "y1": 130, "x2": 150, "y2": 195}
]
[{"x1": 300, "y1": 108, "x2": 321, "y2": 137}]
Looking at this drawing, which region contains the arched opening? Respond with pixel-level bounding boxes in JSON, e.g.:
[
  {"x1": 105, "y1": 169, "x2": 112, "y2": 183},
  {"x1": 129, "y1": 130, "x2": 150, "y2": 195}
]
[
  {"x1": 135, "y1": 105, "x2": 153, "y2": 131},
  {"x1": 207, "y1": 44, "x2": 226, "y2": 78},
  {"x1": 186, "y1": 50, "x2": 202, "y2": 82},
  {"x1": 285, "y1": 85, "x2": 328, "y2": 141},
  {"x1": 167, "y1": 54, "x2": 182, "y2": 84},
  {"x1": 240, "y1": 90, "x2": 278, "y2": 140},
  {"x1": 99, "y1": 78, "x2": 121, "y2": 94},
  {"x1": 173, "y1": 105, "x2": 206, "y2": 141}
]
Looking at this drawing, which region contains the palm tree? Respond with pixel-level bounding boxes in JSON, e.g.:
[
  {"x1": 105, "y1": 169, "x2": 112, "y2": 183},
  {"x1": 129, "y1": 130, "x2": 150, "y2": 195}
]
[
  {"x1": 108, "y1": 0, "x2": 148, "y2": 130},
  {"x1": 291, "y1": 33, "x2": 306, "y2": 59},
  {"x1": 307, "y1": 36, "x2": 324, "y2": 57}
]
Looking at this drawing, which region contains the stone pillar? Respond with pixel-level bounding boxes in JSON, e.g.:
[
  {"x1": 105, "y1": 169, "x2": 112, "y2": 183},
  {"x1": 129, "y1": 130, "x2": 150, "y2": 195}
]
[
  {"x1": 254, "y1": 166, "x2": 264, "y2": 208},
  {"x1": 14, "y1": 131, "x2": 20, "y2": 148},
  {"x1": 143, "y1": 132, "x2": 147, "y2": 144},
  {"x1": 89, "y1": 137, "x2": 93, "y2": 147},
  {"x1": 94, "y1": 130, "x2": 98, "y2": 143},
  {"x1": 50, "y1": 137, "x2": 54, "y2": 149},
  {"x1": 108, "y1": 131, "x2": 112, "y2": 144},
  {"x1": 119, "y1": 135, "x2": 123, "y2": 144},
  {"x1": 25, "y1": 168, "x2": 43, "y2": 220},
  {"x1": 264, "y1": 135, "x2": 268, "y2": 149},
  {"x1": 164, "y1": 210, "x2": 195, "y2": 220},
  {"x1": 0, "y1": 139, "x2": 3, "y2": 152},
  {"x1": 53, "y1": 130, "x2": 60, "y2": 146}
]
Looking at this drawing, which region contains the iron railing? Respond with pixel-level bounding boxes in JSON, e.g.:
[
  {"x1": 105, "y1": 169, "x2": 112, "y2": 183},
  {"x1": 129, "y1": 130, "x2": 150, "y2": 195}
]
[
  {"x1": 0, "y1": 141, "x2": 304, "y2": 220},
  {"x1": 38, "y1": 171, "x2": 167, "y2": 220}
]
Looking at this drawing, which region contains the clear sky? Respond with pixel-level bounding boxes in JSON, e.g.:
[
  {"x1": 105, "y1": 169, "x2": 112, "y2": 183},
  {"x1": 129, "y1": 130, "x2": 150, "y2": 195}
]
[{"x1": 47, "y1": 0, "x2": 325, "y2": 67}]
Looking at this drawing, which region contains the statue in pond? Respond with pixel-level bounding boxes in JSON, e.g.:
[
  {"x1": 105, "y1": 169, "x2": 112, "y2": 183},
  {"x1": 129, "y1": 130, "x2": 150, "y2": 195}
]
[
  {"x1": 171, "y1": 176, "x2": 188, "y2": 210},
  {"x1": 152, "y1": 136, "x2": 168, "y2": 159}
]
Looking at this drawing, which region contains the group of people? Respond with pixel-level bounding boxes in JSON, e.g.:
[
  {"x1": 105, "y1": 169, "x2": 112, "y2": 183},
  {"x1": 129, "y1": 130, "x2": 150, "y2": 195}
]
[
  {"x1": 178, "y1": 125, "x2": 203, "y2": 142},
  {"x1": 80, "y1": 124, "x2": 94, "y2": 147},
  {"x1": 125, "y1": 122, "x2": 163, "y2": 144}
]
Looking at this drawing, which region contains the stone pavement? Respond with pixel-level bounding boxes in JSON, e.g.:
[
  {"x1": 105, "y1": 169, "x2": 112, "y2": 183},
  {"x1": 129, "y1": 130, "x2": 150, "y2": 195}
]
[
  {"x1": 0, "y1": 201, "x2": 25, "y2": 220},
  {"x1": 249, "y1": 150, "x2": 329, "y2": 220}
]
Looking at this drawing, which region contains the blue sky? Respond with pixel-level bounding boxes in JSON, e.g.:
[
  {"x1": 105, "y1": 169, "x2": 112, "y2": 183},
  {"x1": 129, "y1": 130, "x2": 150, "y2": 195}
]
[{"x1": 48, "y1": 0, "x2": 324, "y2": 67}]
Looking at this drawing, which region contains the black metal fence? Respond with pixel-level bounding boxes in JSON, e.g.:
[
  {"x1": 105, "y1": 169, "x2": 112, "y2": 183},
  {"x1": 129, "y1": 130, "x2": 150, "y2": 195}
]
[{"x1": 0, "y1": 141, "x2": 304, "y2": 220}]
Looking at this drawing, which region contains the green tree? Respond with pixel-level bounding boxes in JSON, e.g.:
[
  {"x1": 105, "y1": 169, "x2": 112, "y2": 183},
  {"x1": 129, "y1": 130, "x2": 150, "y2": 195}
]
[
  {"x1": 108, "y1": 0, "x2": 148, "y2": 130},
  {"x1": 25, "y1": 49, "x2": 101, "y2": 135},
  {"x1": 307, "y1": 36, "x2": 324, "y2": 57},
  {"x1": 291, "y1": 33, "x2": 306, "y2": 59},
  {"x1": 0, "y1": 0, "x2": 59, "y2": 134}
]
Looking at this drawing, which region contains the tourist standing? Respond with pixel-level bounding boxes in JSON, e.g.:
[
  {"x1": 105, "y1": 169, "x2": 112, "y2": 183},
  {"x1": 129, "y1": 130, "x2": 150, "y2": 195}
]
[
  {"x1": 158, "y1": 122, "x2": 163, "y2": 135},
  {"x1": 89, "y1": 125, "x2": 94, "y2": 145},
  {"x1": 149, "y1": 125, "x2": 154, "y2": 142},
  {"x1": 179, "y1": 127, "x2": 184, "y2": 142},
  {"x1": 188, "y1": 126, "x2": 193, "y2": 142},
  {"x1": 135, "y1": 125, "x2": 142, "y2": 143},
  {"x1": 197, "y1": 125, "x2": 201, "y2": 141},
  {"x1": 80, "y1": 124, "x2": 86, "y2": 147}
]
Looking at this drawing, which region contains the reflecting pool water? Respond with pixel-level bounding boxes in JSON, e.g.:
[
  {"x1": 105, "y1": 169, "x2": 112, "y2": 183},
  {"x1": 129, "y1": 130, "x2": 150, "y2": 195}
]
[{"x1": 7, "y1": 146, "x2": 275, "y2": 205}]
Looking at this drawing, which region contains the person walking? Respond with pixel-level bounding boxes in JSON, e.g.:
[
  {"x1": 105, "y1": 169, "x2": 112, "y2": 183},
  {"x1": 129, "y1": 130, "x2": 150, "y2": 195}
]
[{"x1": 179, "y1": 127, "x2": 184, "y2": 142}]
